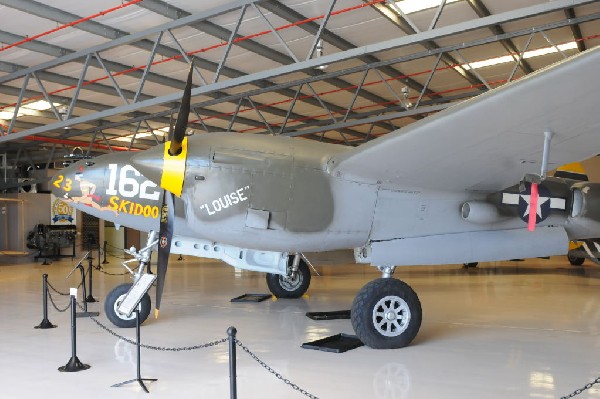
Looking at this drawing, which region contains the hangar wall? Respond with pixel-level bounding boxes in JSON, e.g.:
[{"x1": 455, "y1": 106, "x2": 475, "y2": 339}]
[{"x1": 0, "y1": 193, "x2": 51, "y2": 250}]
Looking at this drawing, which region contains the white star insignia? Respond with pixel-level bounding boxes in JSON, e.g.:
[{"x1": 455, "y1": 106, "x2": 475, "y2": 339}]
[
  {"x1": 501, "y1": 192, "x2": 566, "y2": 220},
  {"x1": 519, "y1": 194, "x2": 550, "y2": 218}
]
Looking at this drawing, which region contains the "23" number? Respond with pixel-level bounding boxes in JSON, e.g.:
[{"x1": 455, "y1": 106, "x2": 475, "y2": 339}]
[{"x1": 52, "y1": 175, "x2": 72, "y2": 191}]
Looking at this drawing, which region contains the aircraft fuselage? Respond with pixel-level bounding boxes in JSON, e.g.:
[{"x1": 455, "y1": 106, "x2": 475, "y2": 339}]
[
  {"x1": 52, "y1": 133, "x2": 378, "y2": 253},
  {"x1": 52, "y1": 132, "x2": 600, "y2": 265}
]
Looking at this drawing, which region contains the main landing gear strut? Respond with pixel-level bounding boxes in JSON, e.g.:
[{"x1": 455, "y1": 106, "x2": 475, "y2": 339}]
[{"x1": 351, "y1": 266, "x2": 422, "y2": 349}]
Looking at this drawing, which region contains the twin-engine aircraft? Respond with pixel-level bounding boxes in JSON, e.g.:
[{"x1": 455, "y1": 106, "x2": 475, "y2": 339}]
[{"x1": 51, "y1": 46, "x2": 600, "y2": 349}]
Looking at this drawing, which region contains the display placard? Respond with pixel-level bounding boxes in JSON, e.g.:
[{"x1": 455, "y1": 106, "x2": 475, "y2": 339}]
[
  {"x1": 50, "y1": 194, "x2": 76, "y2": 225},
  {"x1": 117, "y1": 274, "x2": 157, "y2": 318}
]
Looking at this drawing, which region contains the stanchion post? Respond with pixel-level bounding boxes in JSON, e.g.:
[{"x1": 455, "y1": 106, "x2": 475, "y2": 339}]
[
  {"x1": 58, "y1": 291, "x2": 90, "y2": 372},
  {"x1": 79, "y1": 265, "x2": 88, "y2": 312},
  {"x1": 35, "y1": 273, "x2": 57, "y2": 329},
  {"x1": 42, "y1": 249, "x2": 50, "y2": 265},
  {"x1": 97, "y1": 244, "x2": 101, "y2": 268},
  {"x1": 76, "y1": 264, "x2": 99, "y2": 318},
  {"x1": 85, "y1": 256, "x2": 96, "y2": 303},
  {"x1": 112, "y1": 308, "x2": 157, "y2": 392},
  {"x1": 102, "y1": 241, "x2": 109, "y2": 264},
  {"x1": 228, "y1": 326, "x2": 238, "y2": 399}
]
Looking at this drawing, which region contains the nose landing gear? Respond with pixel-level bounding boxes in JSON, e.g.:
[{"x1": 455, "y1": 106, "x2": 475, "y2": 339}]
[{"x1": 104, "y1": 231, "x2": 157, "y2": 328}]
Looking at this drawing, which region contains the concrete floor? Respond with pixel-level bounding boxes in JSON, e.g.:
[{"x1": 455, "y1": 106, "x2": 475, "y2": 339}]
[{"x1": 1, "y1": 252, "x2": 600, "y2": 399}]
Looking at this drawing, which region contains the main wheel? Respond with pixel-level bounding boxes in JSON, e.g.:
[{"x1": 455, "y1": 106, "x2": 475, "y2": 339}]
[
  {"x1": 104, "y1": 283, "x2": 151, "y2": 328},
  {"x1": 266, "y1": 257, "x2": 311, "y2": 298},
  {"x1": 567, "y1": 253, "x2": 585, "y2": 266},
  {"x1": 351, "y1": 278, "x2": 422, "y2": 349}
]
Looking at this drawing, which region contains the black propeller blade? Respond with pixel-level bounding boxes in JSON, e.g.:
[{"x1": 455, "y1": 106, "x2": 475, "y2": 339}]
[
  {"x1": 169, "y1": 61, "x2": 194, "y2": 156},
  {"x1": 155, "y1": 61, "x2": 194, "y2": 317},
  {"x1": 155, "y1": 190, "x2": 174, "y2": 318}
]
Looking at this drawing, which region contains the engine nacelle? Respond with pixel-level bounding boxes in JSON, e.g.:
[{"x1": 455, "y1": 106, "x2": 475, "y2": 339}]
[
  {"x1": 567, "y1": 182, "x2": 600, "y2": 239},
  {"x1": 461, "y1": 201, "x2": 505, "y2": 224}
]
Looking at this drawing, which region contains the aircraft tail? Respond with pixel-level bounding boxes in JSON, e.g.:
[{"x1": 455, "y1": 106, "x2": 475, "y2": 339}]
[
  {"x1": 572, "y1": 239, "x2": 600, "y2": 265},
  {"x1": 560, "y1": 162, "x2": 600, "y2": 265},
  {"x1": 554, "y1": 162, "x2": 589, "y2": 181}
]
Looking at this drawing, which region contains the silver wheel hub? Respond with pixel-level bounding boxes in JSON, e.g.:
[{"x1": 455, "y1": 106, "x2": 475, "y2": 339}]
[
  {"x1": 372, "y1": 295, "x2": 410, "y2": 337},
  {"x1": 280, "y1": 273, "x2": 303, "y2": 292},
  {"x1": 113, "y1": 293, "x2": 135, "y2": 321}
]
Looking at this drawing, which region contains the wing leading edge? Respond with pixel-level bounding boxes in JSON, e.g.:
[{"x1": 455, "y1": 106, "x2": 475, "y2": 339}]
[{"x1": 331, "y1": 46, "x2": 600, "y2": 192}]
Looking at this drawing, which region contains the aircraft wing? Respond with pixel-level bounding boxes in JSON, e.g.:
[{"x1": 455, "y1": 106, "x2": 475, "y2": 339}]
[{"x1": 331, "y1": 46, "x2": 600, "y2": 192}]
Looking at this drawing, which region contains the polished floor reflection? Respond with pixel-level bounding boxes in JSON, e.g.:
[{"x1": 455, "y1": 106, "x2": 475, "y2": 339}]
[{"x1": 1, "y1": 252, "x2": 600, "y2": 399}]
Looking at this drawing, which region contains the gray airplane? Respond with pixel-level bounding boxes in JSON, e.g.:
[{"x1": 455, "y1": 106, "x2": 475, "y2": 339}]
[{"x1": 51, "y1": 46, "x2": 600, "y2": 349}]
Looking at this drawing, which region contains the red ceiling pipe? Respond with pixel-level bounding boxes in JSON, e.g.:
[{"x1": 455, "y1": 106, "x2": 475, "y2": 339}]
[
  {"x1": 0, "y1": 0, "x2": 387, "y2": 111},
  {"x1": 0, "y1": 0, "x2": 143, "y2": 53},
  {"x1": 4, "y1": 2, "x2": 597, "y2": 140},
  {"x1": 24, "y1": 135, "x2": 135, "y2": 152}
]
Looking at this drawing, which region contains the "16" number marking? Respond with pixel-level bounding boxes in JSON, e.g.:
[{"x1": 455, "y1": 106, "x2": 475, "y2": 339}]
[{"x1": 105, "y1": 164, "x2": 160, "y2": 201}]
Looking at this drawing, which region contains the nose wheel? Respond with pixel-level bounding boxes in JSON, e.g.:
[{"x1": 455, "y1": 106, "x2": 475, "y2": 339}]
[{"x1": 105, "y1": 283, "x2": 151, "y2": 328}]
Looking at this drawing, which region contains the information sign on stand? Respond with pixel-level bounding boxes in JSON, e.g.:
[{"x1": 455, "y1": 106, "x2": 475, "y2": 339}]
[{"x1": 65, "y1": 252, "x2": 99, "y2": 317}]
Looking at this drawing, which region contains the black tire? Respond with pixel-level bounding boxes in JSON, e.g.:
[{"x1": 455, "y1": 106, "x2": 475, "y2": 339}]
[
  {"x1": 266, "y1": 257, "x2": 311, "y2": 298},
  {"x1": 104, "y1": 283, "x2": 151, "y2": 328},
  {"x1": 463, "y1": 262, "x2": 478, "y2": 268},
  {"x1": 351, "y1": 278, "x2": 422, "y2": 349},
  {"x1": 567, "y1": 253, "x2": 585, "y2": 266}
]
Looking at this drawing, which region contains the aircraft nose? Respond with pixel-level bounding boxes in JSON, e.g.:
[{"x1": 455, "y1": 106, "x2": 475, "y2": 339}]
[
  {"x1": 131, "y1": 142, "x2": 188, "y2": 197},
  {"x1": 130, "y1": 145, "x2": 165, "y2": 187}
]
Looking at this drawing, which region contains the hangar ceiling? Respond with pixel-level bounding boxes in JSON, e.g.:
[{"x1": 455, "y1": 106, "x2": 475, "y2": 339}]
[{"x1": 1, "y1": 0, "x2": 599, "y2": 177}]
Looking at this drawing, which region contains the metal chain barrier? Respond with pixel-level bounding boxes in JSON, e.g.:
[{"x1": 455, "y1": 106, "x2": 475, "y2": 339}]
[
  {"x1": 93, "y1": 266, "x2": 131, "y2": 276},
  {"x1": 235, "y1": 339, "x2": 319, "y2": 399},
  {"x1": 46, "y1": 279, "x2": 70, "y2": 296},
  {"x1": 102, "y1": 251, "x2": 130, "y2": 260},
  {"x1": 41, "y1": 273, "x2": 590, "y2": 399},
  {"x1": 47, "y1": 289, "x2": 71, "y2": 313},
  {"x1": 71, "y1": 301, "x2": 317, "y2": 397},
  {"x1": 95, "y1": 243, "x2": 140, "y2": 275},
  {"x1": 75, "y1": 301, "x2": 227, "y2": 351},
  {"x1": 560, "y1": 377, "x2": 600, "y2": 399},
  {"x1": 48, "y1": 273, "x2": 83, "y2": 292},
  {"x1": 104, "y1": 243, "x2": 135, "y2": 260}
]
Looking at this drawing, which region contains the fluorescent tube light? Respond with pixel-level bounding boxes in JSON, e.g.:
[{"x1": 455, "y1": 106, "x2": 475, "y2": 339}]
[
  {"x1": 394, "y1": 0, "x2": 461, "y2": 15},
  {"x1": 459, "y1": 42, "x2": 578, "y2": 71}
]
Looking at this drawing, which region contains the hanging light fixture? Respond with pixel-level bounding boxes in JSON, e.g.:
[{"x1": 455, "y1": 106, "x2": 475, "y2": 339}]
[{"x1": 315, "y1": 39, "x2": 328, "y2": 71}]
